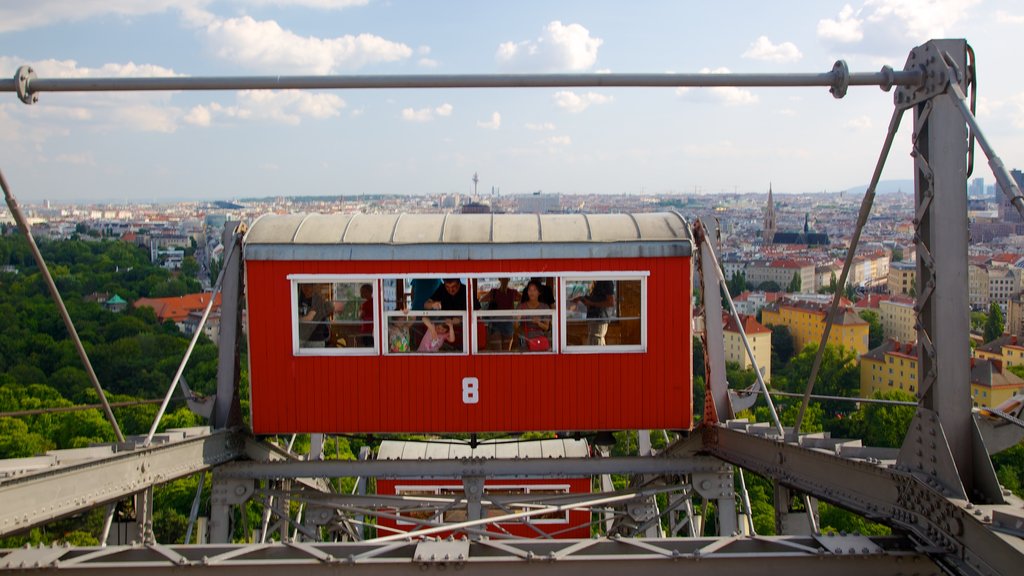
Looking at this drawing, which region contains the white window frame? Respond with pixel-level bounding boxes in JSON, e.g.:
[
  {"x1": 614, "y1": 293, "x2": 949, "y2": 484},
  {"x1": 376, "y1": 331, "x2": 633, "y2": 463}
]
[
  {"x1": 380, "y1": 274, "x2": 473, "y2": 356},
  {"x1": 471, "y1": 275, "x2": 559, "y2": 355},
  {"x1": 288, "y1": 274, "x2": 380, "y2": 357},
  {"x1": 560, "y1": 273, "x2": 648, "y2": 354}
]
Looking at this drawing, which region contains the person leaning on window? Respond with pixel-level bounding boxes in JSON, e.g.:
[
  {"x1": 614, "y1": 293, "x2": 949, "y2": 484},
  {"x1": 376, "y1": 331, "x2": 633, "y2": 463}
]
[
  {"x1": 424, "y1": 278, "x2": 480, "y2": 312},
  {"x1": 572, "y1": 280, "x2": 615, "y2": 346},
  {"x1": 298, "y1": 283, "x2": 332, "y2": 347},
  {"x1": 517, "y1": 280, "x2": 552, "y2": 351}
]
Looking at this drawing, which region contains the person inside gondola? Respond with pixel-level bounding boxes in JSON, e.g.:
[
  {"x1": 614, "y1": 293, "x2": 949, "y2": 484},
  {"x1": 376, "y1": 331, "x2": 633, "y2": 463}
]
[
  {"x1": 424, "y1": 278, "x2": 479, "y2": 350},
  {"x1": 480, "y1": 277, "x2": 518, "y2": 350},
  {"x1": 517, "y1": 281, "x2": 552, "y2": 352},
  {"x1": 298, "y1": 283, "x2": 332, "y2": 347},
  {"x1": 572, "y1": 280, "x2": 615, "y2": 346}
]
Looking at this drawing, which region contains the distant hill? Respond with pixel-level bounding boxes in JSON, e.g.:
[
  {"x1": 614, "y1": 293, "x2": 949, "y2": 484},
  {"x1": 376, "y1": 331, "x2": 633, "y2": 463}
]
[{"x1": 842, "y1": 179, "x2": 915, "y2": 195}]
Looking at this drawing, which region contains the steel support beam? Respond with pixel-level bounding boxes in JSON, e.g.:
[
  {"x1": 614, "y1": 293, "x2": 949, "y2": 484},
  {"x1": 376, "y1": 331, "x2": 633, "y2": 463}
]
[
  {"x1": 214, "y1": 223, "x2": 244, "y2": 430},
  {"x1": 0, "y1": 429, "x2": 243, "y2": 537},
  {"x1": 218, "y1": 455, "x2": 726, "y2": 480},
  {"x1": 702, "y1": 425, "x2": 1024, "y2": 576},
  {"x1": 0, "y1": 536, "x2": 935, "y2": 574}
]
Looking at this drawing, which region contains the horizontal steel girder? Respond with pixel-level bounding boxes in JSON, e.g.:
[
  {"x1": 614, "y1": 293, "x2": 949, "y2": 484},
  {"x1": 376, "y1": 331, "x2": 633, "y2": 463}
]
[
  {"x1": 0, "y1": 429, "x2": 244, "y2": 537},
  {"x1": 0, "y1": 536, "x2": 935, "y2": 575},
  {"x1": 701, "y1": 425, "x2": 1024, "y2": 576},
  {"x1": 219, "y1": 454, "x2": 726, "y2": 480}
]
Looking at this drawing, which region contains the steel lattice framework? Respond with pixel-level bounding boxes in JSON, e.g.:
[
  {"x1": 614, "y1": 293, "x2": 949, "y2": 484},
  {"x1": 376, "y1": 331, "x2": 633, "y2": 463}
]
[{"x1": 1, "y1": 38, "x2": 1024, "y2": 576}]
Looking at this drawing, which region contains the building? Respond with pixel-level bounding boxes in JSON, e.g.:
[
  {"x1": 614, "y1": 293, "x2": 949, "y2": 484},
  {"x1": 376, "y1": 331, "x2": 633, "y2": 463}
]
[
  {"x1": 1008, "y1": 296, "x2": 1024, "y2": 338},
  {"x1": 879, "y1": 296, "x2": 917, "y2": 343},
  {"x1": 974, "y1": 334, "x2": 1024, "y2": 370},
  {"x1": 860, "y1": 340, "x2": 918, "y2": 398},
  {"x1": 723, "y1": 314, "x2": 772, "y2": 382},
  {"x1": 849, "y1": 252, "x2": 891, "y2": 289},
  {"x1": 516, "y1": 192, "x2": 560, "y2": 214},
  {"x1": 134, "y1": 293, "x2": 223, "y2": 334},
  {"x1": 745, "y1": 259, "x2": 816, "y2": 293},
  {"x1": 970, "y1": 358, "x2": 1024, "y2": 408},
  {"x1": 762, "y1": 185, "x2": 777, "y2": 245},
  {"x1": 968, "y1": 263, "x2": 990, "y2": 309},
  {"x1": 887, "y1": 261, "x2": 916, "y2": 296},
  {"x1": 103, "y1": 294, "x2": 127, "y2": 313},
  {"x1": 988, "y1": 266, "x2": 1021, "y2": 314},
  {"x1": 732, "y1": 290, "x2": 784, "y2": 317},
  {"x1": 761, "y1": 297, "x2": 869, "y2": 356}
]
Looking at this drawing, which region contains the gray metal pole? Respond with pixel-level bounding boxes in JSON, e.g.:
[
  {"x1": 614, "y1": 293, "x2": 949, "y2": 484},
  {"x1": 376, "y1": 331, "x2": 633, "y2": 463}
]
[
  {"x1": 184, "y1": 471, "x2": 207, "y2": 545},
  {"x1": 792, "y1": 104, "x2": 907, "y2": 435},
  {"x1": 214, "y1": 222, "x2": 244, "y2": 430},
  {"x1": 3, "y1": 67, "x2": 923, "y2": 101},
  {"x1": 0, "y1": 168, "x2": 125, "y2": 443}
]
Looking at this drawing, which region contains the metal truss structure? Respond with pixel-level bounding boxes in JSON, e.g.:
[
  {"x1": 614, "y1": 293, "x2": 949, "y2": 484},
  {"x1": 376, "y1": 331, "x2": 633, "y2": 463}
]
[{"x1": 2, "y1": 39, "x2": 1024, "y2": 575}]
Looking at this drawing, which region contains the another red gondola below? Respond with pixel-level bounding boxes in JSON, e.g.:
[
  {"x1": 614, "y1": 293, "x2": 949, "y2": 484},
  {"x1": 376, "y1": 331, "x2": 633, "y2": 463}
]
[{"x1": 243, "y1": 212, "x2": 692, "y2": 434}]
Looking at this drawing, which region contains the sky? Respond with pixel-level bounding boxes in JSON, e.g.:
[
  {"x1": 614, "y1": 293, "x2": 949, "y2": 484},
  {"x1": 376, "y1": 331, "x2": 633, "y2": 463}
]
[{"x1": 1, "y1": 0, "x2": 1023, "y2": 204}]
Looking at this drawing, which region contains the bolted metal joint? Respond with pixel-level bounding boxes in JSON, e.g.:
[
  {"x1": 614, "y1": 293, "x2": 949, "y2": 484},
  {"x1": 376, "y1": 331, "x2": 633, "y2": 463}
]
[
  {"x1": 879, "y1": 65, "x2": 895, "y2": 92},
  {"x1": 14, "y1": 65, "x2": 37, "y2": 105},
  {"x1": 830, "y1": 60, "x2": 849, "y2": 99}
]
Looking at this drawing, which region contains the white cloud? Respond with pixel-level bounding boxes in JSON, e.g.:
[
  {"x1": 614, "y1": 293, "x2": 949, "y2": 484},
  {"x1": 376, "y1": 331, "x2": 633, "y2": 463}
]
[
  {"x1": 242, "y1": 0, "x2": 369, "y2": 8},
  {"x1": 0, "y1": 56, "x2": 181, "y2": 80},
  {"x1": 553, "y1": 91, "x2": 613, "y2": 113},
  {"x1": 184, "y1": 105, "x2": 213, "y2": 127},
  {"x1": 525, "y1": 122, "x2": 556, "y2": 131},
  {"x1": 817, "y1": 1, "x2": 980, "y2": 53},
  {"x1": 742, "y1": 36, "x2": 803, "y2": 63},
  {"x1": 818, "y1": 4, "x2": 863, "y2": 43},
  {"x1": 54, "y1": 153, "x2": 95, "y2": 166},
  {"x1": 111, "y1": 105, "x2": 181, "y2": 133},
  {"x1": 192, "y1": 90, "x2": 346, "y2": 126},
  {"x1": 497, "y1": 21, "x2": 602, "y2": 71},
  {"x1": 845, "y1": 115, "x2": 873, "y2": 129},
  {"x1": 995, "y1": 10, "x2": 1024, "y2": 24},
  {"x1": 418, "y1": 58, "x2": 439, "y2": 68},
  {"x1": 675, "y1": 68, "x2": 759, "y2": 106},
  {"x1": 0, "y1": 0, "x2": 201, "y2": 33},
  {"x1": 200, "y1": 15, "x2": 412, "y2": 73},
  {"x1": 477, "y1": 112, "x2": 501, "y2": 130},
  {"x1": 400, "y1": 103, "x2": 453, "y2": 122},
  {"x1": 545, "y1": 135, "x2": 571, "y2": 146}
]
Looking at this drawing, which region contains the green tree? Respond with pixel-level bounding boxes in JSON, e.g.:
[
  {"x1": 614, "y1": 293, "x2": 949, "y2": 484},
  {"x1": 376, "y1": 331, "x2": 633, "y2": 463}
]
[
  {"x1": 781, "y1": 344, "x2": 860, "y2": 417},
  {"x1": 787, "y1": 271, "x2": 801, "y2": 293},
  {"x1": 180, "y1": 256, "x2": 199, "y2": 280},
  {"x1": 757, "y1": 281, "x2": 781, "y2": 292},
  {"x1": 768, "y1": 324, "x2": 795, "y2": 366},
  {"x1": 891, "y1": 246, "x2": 903, "y2": 262},
  {"x1": 858, "y1": 310, "x2": 884, "y2": 349},
  {"x1": 971, "y1": 311, "x2": 988, "y2": 332},
  {"x1": 846, "y1": 389, "x2": 916, "y2": 448},
  {"x1": 728, "y1": 271, "x2": 747, "y2": 297},
  {"x1": 985, "y1": 302, "x2": 1005, "y2": 343}
]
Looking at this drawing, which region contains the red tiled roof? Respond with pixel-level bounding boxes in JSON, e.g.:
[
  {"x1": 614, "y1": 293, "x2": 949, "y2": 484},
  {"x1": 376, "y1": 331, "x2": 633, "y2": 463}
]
[
  {"x1": 723, "y1": 313, "x2": 771, "y2": 334},
  {"x1": 134, "y1": 293, "x2": 222, "y2": 323}
]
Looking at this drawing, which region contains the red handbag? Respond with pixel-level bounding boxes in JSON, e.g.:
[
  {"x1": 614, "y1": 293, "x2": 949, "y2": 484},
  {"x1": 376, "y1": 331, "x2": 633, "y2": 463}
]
[{"x1": 527, "y1": 335, "x2": 550, "y2": 351}]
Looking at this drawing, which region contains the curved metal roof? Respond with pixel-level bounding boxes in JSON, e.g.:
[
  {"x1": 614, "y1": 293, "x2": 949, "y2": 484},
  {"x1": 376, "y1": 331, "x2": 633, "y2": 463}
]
[
  {"x1": 243, "y1": 212, "x2": 691, "y2": 261},
  {"x1": 246, "y1": 212, "x2": 689, "y2": 244}
]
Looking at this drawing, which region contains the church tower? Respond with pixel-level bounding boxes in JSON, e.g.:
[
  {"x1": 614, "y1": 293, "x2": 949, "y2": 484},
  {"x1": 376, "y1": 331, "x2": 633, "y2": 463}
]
[{"x1": 763, "y1": 184, "x2": 777, "y2": 245}]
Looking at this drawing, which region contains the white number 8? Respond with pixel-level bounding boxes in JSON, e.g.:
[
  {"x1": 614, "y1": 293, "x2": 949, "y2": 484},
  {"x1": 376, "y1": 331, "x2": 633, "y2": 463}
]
[{"x1": 462, "y1": 377, "x2": 479, "y2": 404}]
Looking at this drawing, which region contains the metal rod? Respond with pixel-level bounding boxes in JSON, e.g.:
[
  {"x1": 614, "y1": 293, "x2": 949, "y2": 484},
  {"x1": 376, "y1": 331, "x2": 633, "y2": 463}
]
[
  {"x1": 143, "y1": 237, "x2": 236, "y2": 446},
  {"x1": 793, "y1": 105, "x2": 907, "y2": 435},
  {"x1": 368, "y1": 487, "x2": 674, "y2": 543},
  {"x1": 0, "y1": 168, "x2": 125, "y2": 443},
  {"x1": 184, "y1": 471, "x2": 207, "y2": 545},
  {"x1": 1, "y1": 69, "x2": 924, "y2": 99},
  {"x1": 0, "y1": 396, "x2": 178, "y2": 418},
  {"x1": 737, "y1": 469, "x2": 756, "y2": 536},
  {"x1": 100, "y1": 503, "x2": 116, "y2": 548},
  {"x1": 766, "y1": 390, "x2": 918, "y2": 406},
  {"x1": 701, "y1": 232, "x2": 784, "y2": 436},
  {"x1": 942, "y1": 61, "x2": 1024, "y2": 221}
]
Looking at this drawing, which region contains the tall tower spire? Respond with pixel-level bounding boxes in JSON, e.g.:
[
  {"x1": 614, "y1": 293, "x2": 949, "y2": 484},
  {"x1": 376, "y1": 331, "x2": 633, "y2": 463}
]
[{"x1": 763, "y1": 183, "x2": 777, "y2": 245}]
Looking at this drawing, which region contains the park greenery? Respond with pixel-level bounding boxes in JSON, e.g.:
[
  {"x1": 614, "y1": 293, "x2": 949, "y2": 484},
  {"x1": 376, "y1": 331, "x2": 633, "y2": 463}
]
[{"x1": 0, "y1": 232, "x2": 1020, "y2": 545}]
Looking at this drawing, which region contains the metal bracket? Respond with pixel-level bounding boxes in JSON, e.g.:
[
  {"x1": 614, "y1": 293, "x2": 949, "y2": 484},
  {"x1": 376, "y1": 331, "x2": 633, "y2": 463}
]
[
  {"x1": 895, "y1": 42, "x2": 957, "y2": 108},
  {"x1": 14, "y1": 65, "x2": 37, "y2": 105},
  {"x1": 414, "y1": 538, "x2": 469, "y2": 565},
  {"x1": 814, "y1": 532, "x2": 884, "y2": 555},
  {"x1": 830, "y1": 60, "x2": 850, "y2": 99}
]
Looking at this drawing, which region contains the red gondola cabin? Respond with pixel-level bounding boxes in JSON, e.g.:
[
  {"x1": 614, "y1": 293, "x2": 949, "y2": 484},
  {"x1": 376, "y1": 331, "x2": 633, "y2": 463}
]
[{"x1": 243, "y1": 212, "x2": 692, "y2": 434}]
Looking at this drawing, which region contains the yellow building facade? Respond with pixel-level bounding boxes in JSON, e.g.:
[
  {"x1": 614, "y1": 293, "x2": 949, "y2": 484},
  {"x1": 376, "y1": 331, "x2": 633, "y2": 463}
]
[
  {"x1": 723, "y1": 315, "x2": 772, "y2": 382},
  {"x1": 860, "y1": 341, "x2": 918, "y2": 397},
  {"x1": 761, "y1": 299, "x2": 869, "y2": 356}
]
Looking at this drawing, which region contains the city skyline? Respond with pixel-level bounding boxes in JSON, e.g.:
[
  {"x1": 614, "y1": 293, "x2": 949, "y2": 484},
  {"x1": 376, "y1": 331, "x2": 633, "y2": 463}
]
[{"x1": 1, "y1": 1, "x2": 1023, "y2": 203}]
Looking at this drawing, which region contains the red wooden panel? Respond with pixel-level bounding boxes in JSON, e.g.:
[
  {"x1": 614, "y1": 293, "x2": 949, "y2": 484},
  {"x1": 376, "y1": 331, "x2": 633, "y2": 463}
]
[{"x1": 245, "y1": 256, "x2": 692, "y2": 434}]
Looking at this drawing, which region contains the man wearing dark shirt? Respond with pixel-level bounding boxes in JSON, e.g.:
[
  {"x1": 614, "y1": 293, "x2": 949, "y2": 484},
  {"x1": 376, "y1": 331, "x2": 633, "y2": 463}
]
[{"x1": 425, "y1": 278, "x2": 479, "y2": 311}]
